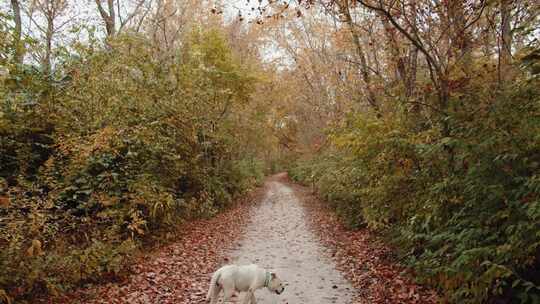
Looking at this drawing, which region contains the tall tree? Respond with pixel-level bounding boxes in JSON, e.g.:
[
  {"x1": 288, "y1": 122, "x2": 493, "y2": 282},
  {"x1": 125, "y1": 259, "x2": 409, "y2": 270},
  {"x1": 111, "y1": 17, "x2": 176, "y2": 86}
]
[
  {"x1": 94, "y1": 0, "x2": 116, "y2": 36},
  {"x1": 499, "y1": 0, "x2": 513, "y2": 82},
  {"x1": 94, "y1": 0, "x2": 148, "y2": 37},
  {"x1": 337, "y1": 0, "x2": 380, "y2": 114},
  {"x1": 10, "y1": 0, "x2": 23, "y2": 64},
  {"x1": 27, "y1": 0, "x2": 68, "y2": 75}
]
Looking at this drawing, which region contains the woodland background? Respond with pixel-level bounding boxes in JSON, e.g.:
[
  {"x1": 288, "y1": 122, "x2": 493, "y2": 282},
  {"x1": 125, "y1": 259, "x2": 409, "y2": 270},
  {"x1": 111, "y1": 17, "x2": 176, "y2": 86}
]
[{"x1": 1, "y1": 0, "x2": 539, "y2": 303}]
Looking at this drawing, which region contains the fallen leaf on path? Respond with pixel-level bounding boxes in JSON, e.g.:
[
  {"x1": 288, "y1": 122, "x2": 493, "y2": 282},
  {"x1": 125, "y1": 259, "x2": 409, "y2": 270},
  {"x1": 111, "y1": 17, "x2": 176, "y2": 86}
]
[
  {"x1": 37, "y1": 186, "x2": 266, "y2": 304},
  {"x1": 290, "y1": 179, "x2": 439, "y2": 304}
]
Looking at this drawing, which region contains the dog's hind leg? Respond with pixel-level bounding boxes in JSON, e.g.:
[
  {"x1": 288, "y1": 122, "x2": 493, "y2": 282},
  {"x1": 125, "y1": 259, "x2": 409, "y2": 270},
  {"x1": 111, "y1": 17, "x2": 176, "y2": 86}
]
[
  {"x1": 208, "y1": 284, "x2": 221, "y2": 304},
  {"x1": 221, "y1": 282, "x2": 235, "y2": 303},
  {"x1": 207, "y1": 272, "x2": 222, "y2": 304}
]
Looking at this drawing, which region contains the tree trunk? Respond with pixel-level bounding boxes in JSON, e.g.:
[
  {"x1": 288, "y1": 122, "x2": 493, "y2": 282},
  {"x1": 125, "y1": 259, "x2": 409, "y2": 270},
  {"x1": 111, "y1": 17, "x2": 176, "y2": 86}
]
[
  {"x1": 499, "y1": 0, "x2": 513, "y2": 83},
  {"x1": 95, "y1": 0, "x2": 116, "y2": 37},
  {"x1": 380, "y1": 15, "x2": 406, "y2": 85},
  {"x1": 449, "y1": 1, "x2": 472, "y2": 61},
  {"x1": 377, "y1": 4, "x2": 418, "y2": 105},
  {"x1": 405, "y1": 1, "x2": 419, "y2": 102},
  {"x1": 43, "y1": 14, "x2": 53, "y2": 76},
  {"x1": 107, "y1": 0, "x2": 115, "y2": 35},
  {"x1": 338, "y1": 0, "x2": 380, "y2": 115},
  {"x1": 406, "y1": 46, "x2": 418, "y2": 102},
  {"x1": 10, "y1": 0, "x2": 23, "y2": 63}
]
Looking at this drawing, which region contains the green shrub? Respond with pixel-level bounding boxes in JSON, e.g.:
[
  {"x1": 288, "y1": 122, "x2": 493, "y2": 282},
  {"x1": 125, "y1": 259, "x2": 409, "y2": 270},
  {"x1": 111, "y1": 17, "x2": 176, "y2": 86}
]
[
  {"x1": 0, "y1": 29, "x2": 269, "y2": 301},
  {"x1": 291, "y1": 71, "x2": 540, "y2": 302}
]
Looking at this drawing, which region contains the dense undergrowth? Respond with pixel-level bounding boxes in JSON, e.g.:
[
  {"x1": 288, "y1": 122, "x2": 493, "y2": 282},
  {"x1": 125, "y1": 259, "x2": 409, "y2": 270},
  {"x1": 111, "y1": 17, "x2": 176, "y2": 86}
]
[
  {"x1": 290, "y1": 53, "x2": 540, "y2": 303},
  {"x1": 0, "y1": 28, "x2": 268, "y2": 302}
]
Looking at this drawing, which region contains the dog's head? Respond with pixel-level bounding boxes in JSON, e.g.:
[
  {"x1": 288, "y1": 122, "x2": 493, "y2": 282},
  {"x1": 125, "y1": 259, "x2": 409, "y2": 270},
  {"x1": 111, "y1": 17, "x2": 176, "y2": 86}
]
[{"x1": 267, "y1": 272, "x2": 285, "y2": 295}]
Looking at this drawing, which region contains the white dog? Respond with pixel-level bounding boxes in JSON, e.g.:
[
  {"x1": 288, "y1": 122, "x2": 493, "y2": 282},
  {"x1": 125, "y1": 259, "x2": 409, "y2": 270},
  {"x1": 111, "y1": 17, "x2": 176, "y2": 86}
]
[{"x1": 206, "y1": 264, "x2": 285, "y2": 304}]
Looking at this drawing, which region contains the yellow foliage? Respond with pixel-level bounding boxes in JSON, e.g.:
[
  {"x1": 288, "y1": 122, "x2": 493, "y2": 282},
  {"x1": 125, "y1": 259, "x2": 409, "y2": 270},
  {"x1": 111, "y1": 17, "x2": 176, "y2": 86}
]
[
  {"x1": 26, "y1": 239, "x2": 43, "y2": 257},
  {"x1": 0, "y1": 196, "x2": 9, "y2": 208},
  {"x1": 0, "y1": 289, "x2": 11, "y2": 304}
]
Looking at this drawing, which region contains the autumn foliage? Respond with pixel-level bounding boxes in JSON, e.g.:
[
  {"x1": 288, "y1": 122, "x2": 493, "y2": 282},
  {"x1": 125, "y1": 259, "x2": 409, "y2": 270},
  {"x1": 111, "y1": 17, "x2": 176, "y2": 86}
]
[
  {"x1": 2, "y1": 0, "x2": 540, "y2": 303},
  {"x1": 0, "y1": 4, "x2": 273, "y2": 301},
  {"x1": 285, "y1": 1, "x2": 540, "y2": 303}
]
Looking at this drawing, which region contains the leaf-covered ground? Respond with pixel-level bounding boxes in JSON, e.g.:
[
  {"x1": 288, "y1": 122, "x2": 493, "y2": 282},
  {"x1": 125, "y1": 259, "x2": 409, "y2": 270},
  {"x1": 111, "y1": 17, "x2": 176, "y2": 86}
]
[
  {"x1": 40, "y1": 175, "x2": 438, "y2": 303},
  {"x1": 228, "y1": 176, "x2": 355, "y2": 303},
  {"x1": 38, "y1": 187, "x2": 266, "y2": 304},
  {"x1": 289, "y1": 179, "x2": 439, "y2": 304}
]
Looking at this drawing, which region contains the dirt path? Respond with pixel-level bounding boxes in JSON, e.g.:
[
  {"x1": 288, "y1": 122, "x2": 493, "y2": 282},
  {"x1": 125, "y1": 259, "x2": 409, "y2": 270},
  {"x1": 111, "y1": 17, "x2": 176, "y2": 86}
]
[
  {"x1": 44, "y1": 175, "x2": 436, "y2": 304},
  {"x1": 227, "y1": 180, "x2": 355, "y2": 303}
]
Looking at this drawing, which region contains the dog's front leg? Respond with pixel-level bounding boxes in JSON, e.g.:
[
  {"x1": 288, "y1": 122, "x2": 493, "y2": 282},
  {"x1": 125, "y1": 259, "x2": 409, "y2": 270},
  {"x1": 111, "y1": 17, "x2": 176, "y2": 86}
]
[{"x1": 241, "y1": 289, "x2": 256, "y2": 304}]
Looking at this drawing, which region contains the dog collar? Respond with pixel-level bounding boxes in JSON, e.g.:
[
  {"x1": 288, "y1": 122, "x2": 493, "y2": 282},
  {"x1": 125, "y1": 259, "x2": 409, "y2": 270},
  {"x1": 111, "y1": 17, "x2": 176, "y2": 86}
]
[{"x1": 264, "y1": 271, "x2": 271, "y2": 287}]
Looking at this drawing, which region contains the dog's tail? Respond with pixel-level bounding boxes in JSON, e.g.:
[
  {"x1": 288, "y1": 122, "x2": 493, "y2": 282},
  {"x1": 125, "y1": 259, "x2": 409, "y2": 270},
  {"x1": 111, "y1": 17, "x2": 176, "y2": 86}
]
[{"x1": 206, "y1": 271, "x2": 221, "y2": 302}]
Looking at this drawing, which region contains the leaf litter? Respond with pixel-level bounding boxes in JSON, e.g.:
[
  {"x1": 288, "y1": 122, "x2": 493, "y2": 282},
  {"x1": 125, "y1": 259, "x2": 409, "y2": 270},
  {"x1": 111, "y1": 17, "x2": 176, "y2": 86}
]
[
  {"x1": 40, "y1": 176, "x2": 438, "y2": 303},
  {"x1": 39, "y1": 186, "x2": 266, "y2": 304},
  {"x1": 289, "y1": 178, "x2": 439, "y2": 304}
]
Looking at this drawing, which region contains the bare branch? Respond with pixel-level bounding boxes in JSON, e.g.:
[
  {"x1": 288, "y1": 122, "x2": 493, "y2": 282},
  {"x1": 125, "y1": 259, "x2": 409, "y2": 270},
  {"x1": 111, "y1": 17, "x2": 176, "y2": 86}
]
[
  {"x1": 356, "y1": 0, "x2": 441, "y2": 77},
  {"x1": 119, "y1": 0, "x2": 147, "y2": 30}
]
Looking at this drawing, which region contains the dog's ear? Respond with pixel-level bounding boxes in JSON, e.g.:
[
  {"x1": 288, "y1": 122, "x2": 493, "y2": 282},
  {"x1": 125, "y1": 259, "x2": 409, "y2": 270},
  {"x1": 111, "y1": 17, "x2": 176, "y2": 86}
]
[{"x1": 271, "y1": 272, "x2": 276, "y2": 279}]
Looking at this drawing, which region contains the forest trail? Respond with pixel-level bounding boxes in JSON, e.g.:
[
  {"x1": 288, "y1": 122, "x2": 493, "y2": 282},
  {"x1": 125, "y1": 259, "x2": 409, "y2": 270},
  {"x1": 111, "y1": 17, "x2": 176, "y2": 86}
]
[
  {"x1": 227, "y1": 176, "x2": 355, "y2": 303},
  {"x1": 44, "y1": 175, "x2": 437, "y2": 304}
]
